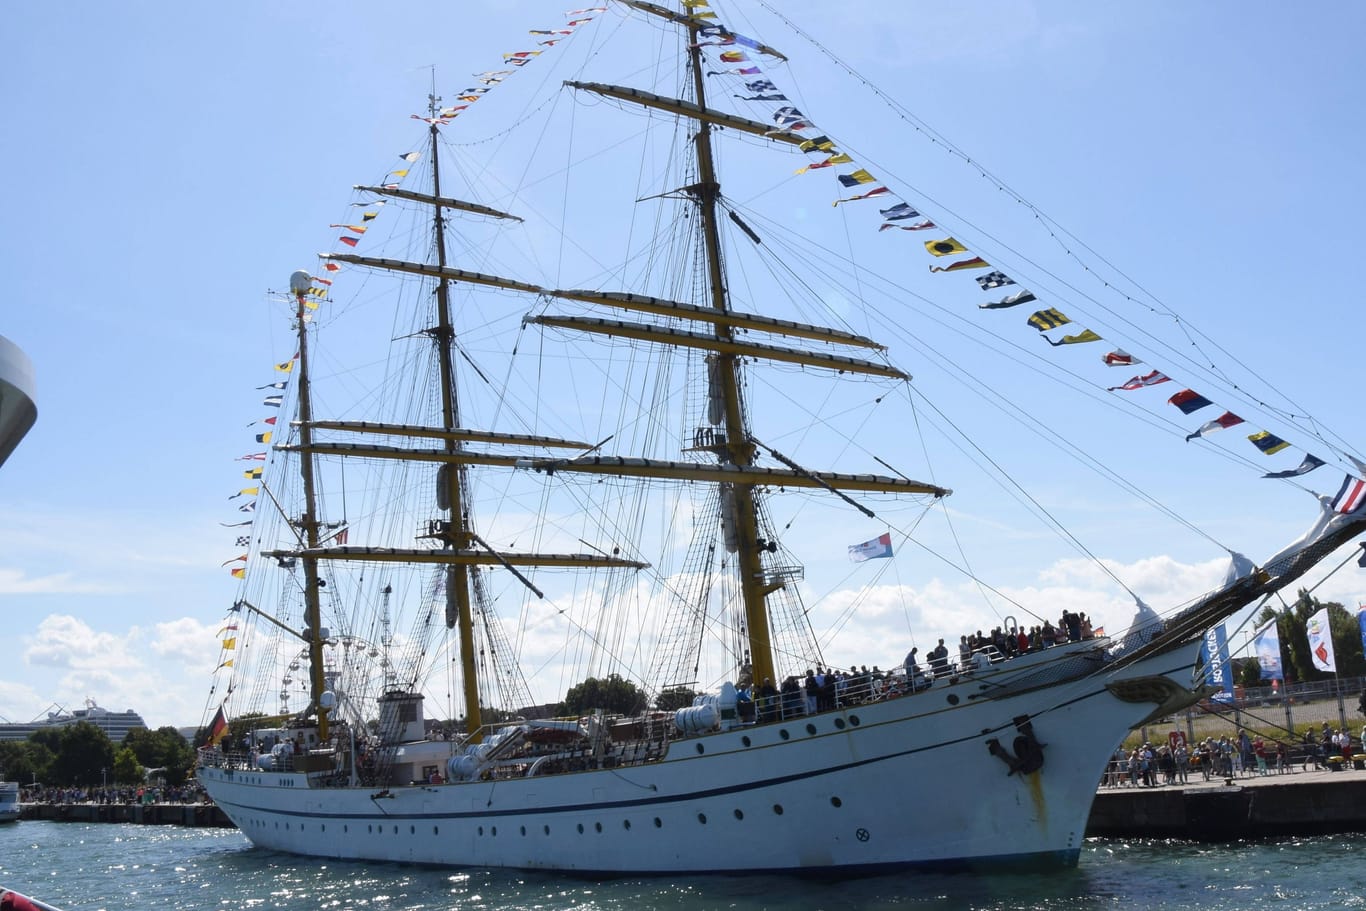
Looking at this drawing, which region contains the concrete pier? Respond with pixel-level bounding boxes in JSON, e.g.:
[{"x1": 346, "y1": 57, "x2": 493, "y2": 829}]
[
  {"x1": 19, "y1": 768, "x2": 1366, "y2": 840},
  {"x1": 19, "y1": 802, "x2": 235, "y2": 828},
  {"x1": 1086, "y1": 766, "x2": 1366, "y2": 839}
]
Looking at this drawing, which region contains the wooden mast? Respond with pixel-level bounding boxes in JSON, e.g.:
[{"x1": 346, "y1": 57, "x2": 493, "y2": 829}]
[
  {"x1": 683, "y1": 17, "x2": 779, "y2": 691},
  {"x1": 423, "y1": 93, "x2": 485, "y2": 742},
  {"x1": 287, "y1": 271, "x2": 330, "y2": 741}
]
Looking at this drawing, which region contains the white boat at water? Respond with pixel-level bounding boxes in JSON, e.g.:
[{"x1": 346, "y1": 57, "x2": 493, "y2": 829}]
[
  {"x1": 0, "y1": 779, "x2": 20, "y2": 823},
  {"x1": 197, "y1": 0, "x2": 1366, "y2": 874}
]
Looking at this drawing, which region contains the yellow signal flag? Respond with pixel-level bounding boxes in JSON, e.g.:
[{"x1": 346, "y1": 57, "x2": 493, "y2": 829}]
[
  {"x1": 1248, "y1": 431, "x2": 1291, "y2": 455},
  {"x1": 1048, "y1": 329, "x2": 1103, "y2": 346},
  {"x1": 924, "y1": 237, "x2": 969, "y2": 257}
]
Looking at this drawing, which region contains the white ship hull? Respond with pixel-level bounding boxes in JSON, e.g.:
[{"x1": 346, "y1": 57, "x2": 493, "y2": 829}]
[
  {"x1": 0, "y1": 781, "x2": 20, "y2": 823},
  {"x1": 199, "y1": 642, "x2": 1197, "y2": 874}
]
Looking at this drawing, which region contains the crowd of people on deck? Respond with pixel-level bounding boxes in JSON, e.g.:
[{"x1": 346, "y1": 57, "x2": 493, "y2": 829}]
[
  {"x1": 738, "y1": 610, "x2": 1102, "y2": 724},
  {"x1": 1103, "y1": 723, "x2": 1366, "y2": 787},
  {"x1": 905, "y1": 612, "x2": 1101, "y2": 687}
]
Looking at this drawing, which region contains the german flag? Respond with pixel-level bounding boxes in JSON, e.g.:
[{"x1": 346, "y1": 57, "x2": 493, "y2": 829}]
[{"x1": 206, "y1": 706, "x2": 229, "y2": 747}]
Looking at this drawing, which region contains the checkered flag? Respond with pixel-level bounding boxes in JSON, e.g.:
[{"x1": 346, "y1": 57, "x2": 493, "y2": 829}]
[{"x1": 975, "y1": 271, "x2": 1015, "y2": 290}]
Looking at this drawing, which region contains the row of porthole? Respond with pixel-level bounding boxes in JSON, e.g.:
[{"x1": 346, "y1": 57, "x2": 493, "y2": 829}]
[
  {"x1": 465, "y1": 797, "x2": 846, "y2": 837},
  {"x1": 259, "y1": 796, "x2": 849, "y2": 838},
  {"x1": 698, "y1": 714, "x2": 862, "y2": 754},
  {"x1": 262, "y1": 819, "x2": 444, "y2": 837}
]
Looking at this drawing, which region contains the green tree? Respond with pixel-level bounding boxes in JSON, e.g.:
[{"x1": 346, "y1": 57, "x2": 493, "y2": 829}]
[
  {"x1": 112, "y1": 746, "x2": 144, "y2": 785},
  {"x1": 123, "y1": 726, "x2": 195, "y2": 786},
  {"x1": 654, "y1": 687, "x2": 697, "y2": 712},
  {"x1": 1236, "y1": 658, "x2": 1263, "y2": 688},
  {"x1": 0, "y1": 739, "x2": 53, "y2": 785},
  {"x1": 31, "y1": 721, "x2": 115, "y2": 786},
  {"x1": 560, "y1": 674, "x2": 647, "y2": 716}
]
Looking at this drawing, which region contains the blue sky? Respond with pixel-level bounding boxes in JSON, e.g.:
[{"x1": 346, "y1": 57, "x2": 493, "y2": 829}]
[{"x1": 2, "y1": 1, "x2": 1363, "y2": 730}]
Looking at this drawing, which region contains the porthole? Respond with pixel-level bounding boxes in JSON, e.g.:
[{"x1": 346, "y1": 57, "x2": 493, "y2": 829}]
[
  {"x1": 834, "y1": 717, "x2": 846, "y2": 730},
  {"x1": 367, "y1": 824, "x2": 372, "y2": 833},
  {"x1": 654, "y1": 817, "x2": 663, "y2": 828},
  {"x1": 806, "y1": 723, "x2": 817, "y2": 735},
  {"x1": 779, "y1": 729, "x2": 790, "y2": 740},
  {"x1": 831, "y1": 796, "x2": 843, "y2": 808},
  {"x1": 623, "y1": 820, "x2": 631, "y2": 830},
  {"x1": 577, "y1": 823, "x2": 585, "y2": 834},
  {"x1": 433, "y1": 826, "x2": 439, "y2": 835},
  {"x1": 773, "y1": 804, "x2": 784, "y2": 815},
  {"x1": 947, "y1": 694, "x2": 960, "y2": 705},
  {"x1": 698, "y1": 813, "x2": 707, "y2": 824},
  {"x1": 492, "y1": 826, "x2": 498, "y2": 836},
  {"x1": 849, "y1": 714, "x2": 861, "y2": 726},
  {"x1": 392, "y1": 825, "x2": 398, "y2": 834},
  {"x1": 344, "y1": 825, "x2": 349, "y2": 833},
  {"x1": 321, "y1": 824, "x2": 326, "y2": 832},
  {"x1": 410, "y1": 825, "x2": 415, "y2": 834},
  {"x1": 478, "y1": 826, "x2": 484, "y2": 836},
  {"x1": 742, "y1": 735, "x2": 752, "y2": 747},
  {"x1": 544, "y1": 825, "x2": 551, "y2": 835},
  {"x1": 520, "y1": 825, "x2": 527, "y2": 836},
  {"x1": 734, "y1": 809, "x2": 744, "y2": 820},
  {"x1": 595, "y1": 822, "x2": 602, "y2": 833}
]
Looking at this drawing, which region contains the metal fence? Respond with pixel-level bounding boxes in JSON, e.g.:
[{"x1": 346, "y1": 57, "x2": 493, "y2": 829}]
[{"x1": 1137, "y1": 674, "x2": 1366, "y2": 746}]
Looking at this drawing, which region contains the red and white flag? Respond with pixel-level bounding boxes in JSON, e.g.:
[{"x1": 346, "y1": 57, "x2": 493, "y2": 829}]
[{"x1": 1330, "y1": 475, "x2": 1366, "y2": 515}]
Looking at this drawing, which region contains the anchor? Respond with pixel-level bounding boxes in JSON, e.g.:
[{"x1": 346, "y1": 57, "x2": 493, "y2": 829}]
[{"x1": 986, "y1": 714, "x2": 1046, "y2": 776}]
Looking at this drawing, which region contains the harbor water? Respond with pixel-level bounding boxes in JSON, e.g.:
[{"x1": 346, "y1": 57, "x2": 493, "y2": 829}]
[{"x1": 2, "y1": 821, "x2": 1364, "y2": 910}]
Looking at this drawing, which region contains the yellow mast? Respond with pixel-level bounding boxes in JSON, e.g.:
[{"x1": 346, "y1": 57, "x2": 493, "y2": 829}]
[
  {"x1": 286, "y1": 271, "x2": 330, "y2": 742},
  {"x1": 422, "y1": 95, "x2": 485, "y2": 742},
  {"x1": 682, "y1": 16, "x2": 780, "y2": 691}
]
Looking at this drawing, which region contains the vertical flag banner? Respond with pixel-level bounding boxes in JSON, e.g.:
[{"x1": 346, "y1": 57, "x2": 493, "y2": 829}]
[
  {"x1": 1198, "y1": 625, "x2": 1234, "y2": 699},
  {"x1": 1252, "y1": 619, "x2": 1283, "y2": 681},
  {"x1": 206, "y1": 705, "x2": 228, "y2": 747},
  {"x1": 848, "y1": 532, "x2": 893, "y2": 562},
  {"x1": 1358, "y1": 605, "x2": 1366, "y2": 664},
  {"x1": 1306, "y1": 607, "x2": 1336, "y2": 672}
]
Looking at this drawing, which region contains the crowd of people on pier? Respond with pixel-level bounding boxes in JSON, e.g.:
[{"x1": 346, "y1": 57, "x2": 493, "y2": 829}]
[
  {"x1": 1103, "y1": 723, "x2": 1366, "y2": 787},
  {"x1": 19, "y1": 783, "x2": 209, "y2": 806}
]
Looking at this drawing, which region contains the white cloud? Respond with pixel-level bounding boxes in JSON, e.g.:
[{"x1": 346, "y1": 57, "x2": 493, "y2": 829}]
[
  {"x1": 25, "y1": 614, "x2": 142, "y2": 671},
  {"x1": 0, "y1": 567, "x2": 111, "y2": 595},
  {"x1": 10, "y1": 614, "x2": 217, "y2": 730}
]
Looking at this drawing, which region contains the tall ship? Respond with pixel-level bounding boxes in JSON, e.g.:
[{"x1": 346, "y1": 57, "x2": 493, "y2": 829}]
[{"x1": 196, "y1": 1, "x2": 1366, "y2": 873}]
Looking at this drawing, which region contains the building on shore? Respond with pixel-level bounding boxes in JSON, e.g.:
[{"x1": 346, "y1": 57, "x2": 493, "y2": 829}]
[{"x1": 0, "y1": 700, "x2": 148, "y2": 744}]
